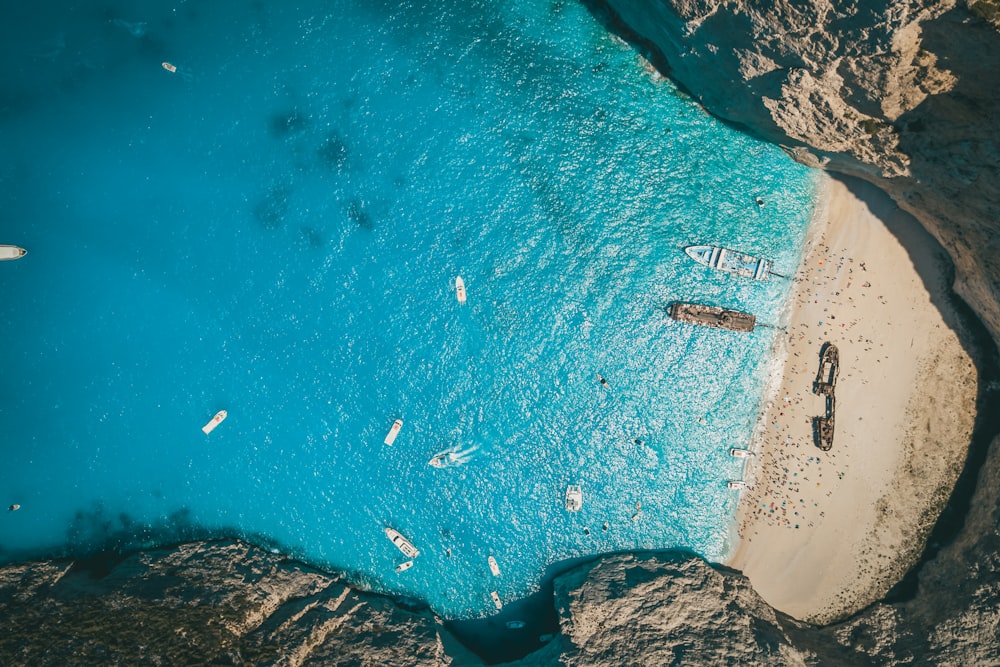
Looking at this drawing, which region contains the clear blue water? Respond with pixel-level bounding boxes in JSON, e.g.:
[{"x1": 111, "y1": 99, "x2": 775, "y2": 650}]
[{"x1": 0, "y1": 0, "x2": 815, "y2": 618}]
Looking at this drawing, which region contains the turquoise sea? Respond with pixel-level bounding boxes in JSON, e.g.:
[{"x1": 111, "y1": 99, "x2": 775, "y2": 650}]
[{"x1": 0, "y1": 0, "x2": 815, "y2": 620}]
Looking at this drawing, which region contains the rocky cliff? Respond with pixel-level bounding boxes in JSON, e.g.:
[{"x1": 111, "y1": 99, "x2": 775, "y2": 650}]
[{"x1": 3, "y1": 1, "x2": 1000, "y2": 665}]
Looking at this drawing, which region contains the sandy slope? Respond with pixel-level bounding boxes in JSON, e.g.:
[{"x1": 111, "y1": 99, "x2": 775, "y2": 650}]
[{"x1": 727, "y1": 174, "x2": 977, "y2": 624}]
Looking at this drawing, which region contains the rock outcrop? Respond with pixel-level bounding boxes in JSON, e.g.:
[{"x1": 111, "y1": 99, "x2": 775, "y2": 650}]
[{"x1": 0, "y1": 540, "x2": 456, "y2": 666}]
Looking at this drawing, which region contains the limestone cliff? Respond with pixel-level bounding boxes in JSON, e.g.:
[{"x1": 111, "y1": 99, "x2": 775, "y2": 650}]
[
  {"x1": 600, "y1": 0, "x2": 1000, "y2": 345},
  {"x1": 0, "y1": 540, "x2": 456, "y2": 666}
]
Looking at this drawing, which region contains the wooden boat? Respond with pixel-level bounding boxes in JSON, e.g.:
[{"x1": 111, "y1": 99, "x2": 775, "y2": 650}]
[
  {"x1": 488, "y1": 556, "x2": 501, "y2": 577},
  {"x1": 385, "y1": 527, "x2": 419, "y2": 558},
  {"x1": 455, "y1": 276, "x2": 467, "y2": 304},
  {"x1": 384, "y1": 419, "x2": 403, "y2": 445},
  {"x1": 669, "y1": 302, "x2": 756, "y2": 332},
  {"x1": 201, "y1": 410, "x2": 227, "y2": 434},
  {"x1": 684, "y1": 245, "x2": 774, "y2": 281},
  {"x1": 0, "y1": 245, "x2": 27, "y2": 261}
]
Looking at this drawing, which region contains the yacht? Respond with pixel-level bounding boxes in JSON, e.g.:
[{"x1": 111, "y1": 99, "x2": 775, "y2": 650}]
[
  {"x1": 684, "y1": 245, "x2": 774, "y2": 281},
  {"x1": 385, "y1": 527, "x2": 420, "y2": 558},
  {"x1": 565, "y1": 485, "x2": 583, "y2": 512},
  {"x1": 201, "y1": 410, "x2": 227, "y2": 434},
  {"x1": 384, "y1": 419, "x2": 403, "y2": 445},
  {"x1": 488, "y1": 556, "x2": 501, "y2": 577},
  {"x1": 455, "y1": 276, "x2": 467, "y2": 304},
  {"x1": 0, "y1": 245, "x2": 27, "y2": 261}
]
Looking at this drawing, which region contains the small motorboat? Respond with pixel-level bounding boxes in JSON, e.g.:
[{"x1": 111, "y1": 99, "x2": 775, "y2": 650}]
[
  {"x1": 385, "y1": 527, "x2": 420, "y2": 558},
  {"x1": 202, "y1": 410, "x2": 227, "y2": 434},
  {"x1": 161, "y1": 61, "x2": 177, "y2": 73},
  {"x1": 384, "y1": 419, "x2": 403, "y2": 445},
  {"x1": 730, "y1": 448, "x2": 753, "y2": 458},
  {"x1": 0, "y1": 245, "x2": 27, "y2": 261},
  {"x1": 727, "y1": 480, "x2": 747, "y2": 490},
  {"x1": 455, "y1": 276, "x2": 467, "y2": 304},
  {"x1": 565, "y1": 485, "x2": 583, "y2": 512},
  {"x1": 490, "y1": 591, "x2": 503, "y2": 610},
  {"x1": 488, "y1": 556, "x2": 501, "y2": 577},
  {"x1": 394, "y1": 560, "x2": 414, "y2": 573}
]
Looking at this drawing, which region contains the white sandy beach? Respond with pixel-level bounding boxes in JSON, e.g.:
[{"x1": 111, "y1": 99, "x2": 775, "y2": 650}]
[{"x1": 727, "y1": 174, "x2": 978, "y2": 624}]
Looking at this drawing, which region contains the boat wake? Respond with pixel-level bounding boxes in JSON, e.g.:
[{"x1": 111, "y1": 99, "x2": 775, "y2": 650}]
[{"x1": 428, "y1": 444, "x2": 479, "y2": 469}]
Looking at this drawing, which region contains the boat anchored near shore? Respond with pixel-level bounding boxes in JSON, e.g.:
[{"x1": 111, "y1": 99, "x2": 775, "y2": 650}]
[
  {"x1": 385, "y1": 527, "x2": 420, "y2": 559},
  {"x1": 684, "y1": 245, "x2": 778, "y2": 281},
  {"x1": 669, "y1": 302, "x2": 756, "y2": 332}
]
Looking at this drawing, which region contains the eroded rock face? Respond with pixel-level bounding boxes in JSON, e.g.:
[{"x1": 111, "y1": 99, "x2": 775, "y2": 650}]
[
  {"x1": 0, "y1": 540, "x2": 454, "y2": 666},
  {"x1": 601, "y1": 0, "x2": 1000, "y2": 345}
]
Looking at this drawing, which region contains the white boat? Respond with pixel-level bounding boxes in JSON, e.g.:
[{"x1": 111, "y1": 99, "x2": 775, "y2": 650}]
[
  {"x1": 455, "y1": 276, "x2": 467, "y2": 304},
  {"x1": 394, "y1": 560, "x2": 414, "y2": 573},
  {"x1": 685, "y1": 245, "x2": 774, "y2": 281},
  {"x1": 385, "y1": 527, "x2": 420, "y2": 558},
  {"x1": 490, "y1": 591, "x2": 503, "y2": 610},
  {"x1": 727, "y1": 480, "x2": 747, "y2": 490},
  {"x1": 201, "y1": 410, "x2": 227, "y2": 434},
  {"x1": 0, "y1": 245, "x2": 27, "y2": 261},
  {"x1": 565, "y1": 485, "x2": 583, "y2": 512},
  {"x1": 730, "y1": 448, "x2": 753, "y2": 458},
  {"x1": 488, "y1": 556, "x2": 501, "y2": 577},
  {"x1": 161, "y1": 61, "x2": 177, "y2": 73},
  {"x1": 384, "y1": 419, "x2": 403, "y2": 445}
]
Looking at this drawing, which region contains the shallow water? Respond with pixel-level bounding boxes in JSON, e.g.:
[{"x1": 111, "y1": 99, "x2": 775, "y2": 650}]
[{"x1": 0, "y1": 0, "x2": 815, "y2": 618}]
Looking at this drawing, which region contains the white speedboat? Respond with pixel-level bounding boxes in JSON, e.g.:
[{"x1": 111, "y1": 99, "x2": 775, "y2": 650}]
[
  {"x1": 385, "y1": 527, "x2": 420, "y2": 558},
  {"x1": 0, "y1": 245, "x2": 27, "y2": 261},
  {"x1": 727, "y1": 480, "x2": 747, "y2": 490},
  {"x1": 455, "y1": 276, "x2": 467, "y2": 304},
  {"x1": 730, "y1": 448, "x2": 753, "y2": 458},
  {"x1": 201, "y1": 410, "x2": 227, "y2": 434},
  {"x1": 384, "y1": 419, "x2": 403, "y2": 445},
  {"x1": 488, "y1": 556, "x2": 501, "y2": 577},
  {"x1": 490, "y1": 591, "x2": 502, "y2": 610},
  {"x1": 565, "y1": 485, "x2": 583, "y2": 512},
  {"x1": 394, "y1": 560, "x2": 413, "y2": 573}
]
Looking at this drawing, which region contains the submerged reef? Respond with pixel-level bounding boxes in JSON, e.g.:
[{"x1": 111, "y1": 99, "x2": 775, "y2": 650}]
[{"x1": 3, "y1": 1, "x2": 1000, "y2": 664}]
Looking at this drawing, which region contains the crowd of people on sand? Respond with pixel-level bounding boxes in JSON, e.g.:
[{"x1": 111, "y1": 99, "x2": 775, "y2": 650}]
[{"x1": 738, "y1": 241, "x2": 892, "y2": 537}]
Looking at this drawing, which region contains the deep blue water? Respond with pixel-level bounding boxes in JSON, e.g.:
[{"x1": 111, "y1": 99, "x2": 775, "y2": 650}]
[{"x1": 0, "y1": 0, "x2": 815, "y2": 618}]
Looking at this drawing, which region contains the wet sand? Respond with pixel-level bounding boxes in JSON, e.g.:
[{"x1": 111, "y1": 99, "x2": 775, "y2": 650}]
[{"x1": 727, "y1": 174, "x2": 978, "y2": 624}]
